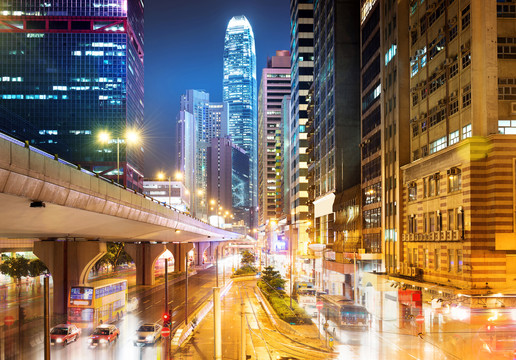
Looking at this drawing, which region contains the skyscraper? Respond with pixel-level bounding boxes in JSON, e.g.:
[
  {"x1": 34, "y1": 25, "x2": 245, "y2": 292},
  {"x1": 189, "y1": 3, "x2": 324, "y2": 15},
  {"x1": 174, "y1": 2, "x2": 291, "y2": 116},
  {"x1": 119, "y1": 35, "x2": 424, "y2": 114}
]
[
  {"x1": 223, "y1": 15, "x2": 257, "y2": 224},
  {"x1": 257, "y1": 50, "x2": 291, "y2": 227},
  {"x1": 179, "y1": 90, "x2": 228, "y2": 220},
  {"x1": 0, "y1": 0, "x2": 145, "y2": 190},
  {"x1": 289, "y1": 0, "x2": 314, "y2": 256}
]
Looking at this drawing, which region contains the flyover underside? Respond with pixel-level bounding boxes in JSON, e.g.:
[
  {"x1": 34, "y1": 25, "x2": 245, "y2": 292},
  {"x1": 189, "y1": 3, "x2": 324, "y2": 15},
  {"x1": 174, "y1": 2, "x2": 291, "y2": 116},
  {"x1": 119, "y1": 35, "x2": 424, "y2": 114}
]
[{"x1": 0, "y1": 192, "x2": 219, "y2": 243}]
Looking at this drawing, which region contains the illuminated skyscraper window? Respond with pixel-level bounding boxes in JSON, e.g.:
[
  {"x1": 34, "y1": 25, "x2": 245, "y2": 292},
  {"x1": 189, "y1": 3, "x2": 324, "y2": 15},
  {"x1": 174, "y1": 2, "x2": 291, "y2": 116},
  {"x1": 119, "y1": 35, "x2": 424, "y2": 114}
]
[{"x1": 223, "y1": 15, "x2": 257, "y2": 214}]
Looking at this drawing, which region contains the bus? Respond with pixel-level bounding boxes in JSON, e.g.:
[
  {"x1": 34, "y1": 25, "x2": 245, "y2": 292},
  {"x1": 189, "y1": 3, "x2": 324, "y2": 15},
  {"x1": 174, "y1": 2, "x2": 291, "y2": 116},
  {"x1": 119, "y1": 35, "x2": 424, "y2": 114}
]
[
  {"x1": 320, "y1": 295, "x2": 369, "y2": 331},
  {"x1": 294, "y1": 282, "x2": 317, "y2": 317},
  {"x1": 68, "y1": 279, "x2": 128, "y2": 328}
]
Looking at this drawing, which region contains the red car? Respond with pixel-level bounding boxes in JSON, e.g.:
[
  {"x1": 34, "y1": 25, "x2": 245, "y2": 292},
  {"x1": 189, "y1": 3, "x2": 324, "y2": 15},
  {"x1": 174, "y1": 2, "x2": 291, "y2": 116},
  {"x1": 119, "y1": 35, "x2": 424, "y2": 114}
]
[
  {"x1": 50, "y1": 324, "x2": 81, "y2": 346},
  {"x1": 88, "y1": 324, "x2": 120, "y2": 346}
]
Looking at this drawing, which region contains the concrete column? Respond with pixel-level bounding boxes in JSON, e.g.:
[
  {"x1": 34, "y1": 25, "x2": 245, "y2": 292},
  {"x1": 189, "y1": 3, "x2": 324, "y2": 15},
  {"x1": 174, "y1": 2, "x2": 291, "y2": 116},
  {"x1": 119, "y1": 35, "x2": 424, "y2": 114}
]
[
  {"x1": 125, "y1": 243, "x2": 166, "y2": 286},
  {"x1": 34, "y1": 240, "x2": 107, "y2": 315},
  {"x1": 167, "y1": 243, "x2": 193, "y2": 273},
  {"x1": 196, "y1": 242, "x2": 210, "y2": 265}
]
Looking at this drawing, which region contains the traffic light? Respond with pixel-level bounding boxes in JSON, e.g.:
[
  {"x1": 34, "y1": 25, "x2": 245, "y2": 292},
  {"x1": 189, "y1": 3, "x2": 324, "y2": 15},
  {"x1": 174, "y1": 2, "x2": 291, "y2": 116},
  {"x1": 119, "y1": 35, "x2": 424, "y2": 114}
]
[{"x1": 163, "y1": 312, "x2": 170, "y2": 326}]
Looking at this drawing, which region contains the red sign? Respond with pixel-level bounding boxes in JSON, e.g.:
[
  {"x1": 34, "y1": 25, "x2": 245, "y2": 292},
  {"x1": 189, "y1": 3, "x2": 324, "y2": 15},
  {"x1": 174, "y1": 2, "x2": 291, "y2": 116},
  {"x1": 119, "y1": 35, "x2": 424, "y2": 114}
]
[
  {"x1": 415, "y1": 314, "x2": 424, "y2": 323},
  {"x1": 316, "y1": 301, "x2": 323, "y2": 311},
  {"x1": 161, "y1": 327, "x2": 171, "y2": 338},
  {"x1": 4, "y1": 315, "x2": 14, "y2": 326}
]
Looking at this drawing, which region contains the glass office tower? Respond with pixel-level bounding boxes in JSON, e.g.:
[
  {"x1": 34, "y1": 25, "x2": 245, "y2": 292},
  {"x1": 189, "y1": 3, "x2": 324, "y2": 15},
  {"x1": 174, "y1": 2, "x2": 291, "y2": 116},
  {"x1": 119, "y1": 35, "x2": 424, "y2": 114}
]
[
  {"x1": 223, "y1": 15, "x2": 257, "y2": 222},
  {"x1": 0, "y1": 0, "x2": 144, "y2": 190}
]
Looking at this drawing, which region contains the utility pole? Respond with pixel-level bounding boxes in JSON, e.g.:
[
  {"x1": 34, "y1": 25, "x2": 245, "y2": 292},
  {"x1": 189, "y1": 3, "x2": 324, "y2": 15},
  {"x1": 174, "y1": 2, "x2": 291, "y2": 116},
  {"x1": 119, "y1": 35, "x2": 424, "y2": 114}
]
[
  {"x1": 289, "y1": 217, "x2": 293, "y2": 310},
  {"x1": 165, "y1": 258, "x2": 168, "y2": 313},
  {"x1": 215, "y1": 245, "x2": 219, "y2": 287},
  {"x1": 213, "y1": 287, "x2": 222, "y2": 360},
  {"x1": 185, "y1": 255, "x2": 188, "y2": 326},
  {"x1": 241, "y1": 295, "x2": 246, "y2": 360},
  {"x1": 43, "y1": 276, "x2": 50, "y2": 360}
]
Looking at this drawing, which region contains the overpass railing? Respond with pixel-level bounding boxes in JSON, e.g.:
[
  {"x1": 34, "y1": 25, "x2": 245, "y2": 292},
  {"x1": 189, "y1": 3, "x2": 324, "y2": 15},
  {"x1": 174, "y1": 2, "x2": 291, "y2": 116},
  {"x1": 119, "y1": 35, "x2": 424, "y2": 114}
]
[{"x1": 0, "y1": 131, "x2": 214, "y2": 227}]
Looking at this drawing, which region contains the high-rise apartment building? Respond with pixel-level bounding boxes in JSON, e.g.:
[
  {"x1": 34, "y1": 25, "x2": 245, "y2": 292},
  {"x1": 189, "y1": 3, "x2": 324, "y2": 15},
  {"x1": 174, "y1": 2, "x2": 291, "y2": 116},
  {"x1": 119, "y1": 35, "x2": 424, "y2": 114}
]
[
  {"x1": 258, "y1": 50, "x2": 291, "y2": 227},
  {"x1": 0, "y1": 0, "x2": 144, "y2": 190},
  {"x1": 179, "y1": 90, "x2": 228, "y2": 220},
  {"x1": 290, "y1": 0, "x2": 314, "y2": 256},
  {"x1": 312, "y1": 0, "x2": 361, "y2": 247},
  {"x1": 223, "y1": 15, "x2": 257, "y2": 224},
  {"x1": 401, "y1": 1, "x2": 516, "y2": 303},
  {"x1": 177, "y1": 110, "x2": 196, "y2": 213}
]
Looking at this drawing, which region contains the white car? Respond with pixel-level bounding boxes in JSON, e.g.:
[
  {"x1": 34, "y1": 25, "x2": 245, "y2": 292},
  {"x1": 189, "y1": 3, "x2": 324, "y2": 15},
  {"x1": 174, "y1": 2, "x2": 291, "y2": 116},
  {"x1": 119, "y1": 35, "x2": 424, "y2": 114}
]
[{"x1": 133, "y1": 323, "x2": 162, "y2": 345}]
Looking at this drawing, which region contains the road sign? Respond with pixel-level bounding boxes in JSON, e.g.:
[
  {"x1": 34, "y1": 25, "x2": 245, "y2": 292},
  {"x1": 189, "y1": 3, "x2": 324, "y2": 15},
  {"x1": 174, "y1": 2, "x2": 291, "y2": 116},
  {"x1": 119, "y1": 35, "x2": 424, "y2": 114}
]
[
  {"x1": 161, "y1": 327, "x2": 171, "y2": 338},
  {"x1": 316, "y1": 301, "x2": 323, "y2": 311},
  {"x1": 415, "y1": 314, "x2": 424, "y2": 323},
  {"x1": 4, "y1": 315, "x2": 14, "y2": 326}
]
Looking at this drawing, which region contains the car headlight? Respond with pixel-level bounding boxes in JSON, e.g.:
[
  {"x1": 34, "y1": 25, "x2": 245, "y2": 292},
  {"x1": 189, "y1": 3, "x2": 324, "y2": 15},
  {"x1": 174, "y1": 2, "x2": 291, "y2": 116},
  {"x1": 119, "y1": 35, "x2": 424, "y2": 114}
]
[
  {"x1": 87, "y1": 338, "x2": 93, "y2": 343},
  {"x1": 99, "y1": 339, "x2": 108, "y2": 344},
  {"x1": 145, "y1": 335, "x2": 154, "y2": 342},
  {"x1": 56, "y1": 338, "x2": 63, "y2": 343}
]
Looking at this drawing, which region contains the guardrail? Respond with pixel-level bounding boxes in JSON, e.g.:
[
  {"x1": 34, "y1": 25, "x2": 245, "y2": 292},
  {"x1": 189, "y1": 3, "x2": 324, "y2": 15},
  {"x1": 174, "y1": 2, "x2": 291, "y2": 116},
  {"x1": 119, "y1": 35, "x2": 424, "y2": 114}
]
[{"x1": 0, "y1": 130, "x2": 215, "y2": 227}]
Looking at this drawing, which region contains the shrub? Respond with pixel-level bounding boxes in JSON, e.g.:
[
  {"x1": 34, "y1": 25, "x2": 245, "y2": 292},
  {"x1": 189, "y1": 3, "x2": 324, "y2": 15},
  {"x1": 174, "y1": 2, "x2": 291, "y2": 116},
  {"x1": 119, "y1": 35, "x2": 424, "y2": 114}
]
[
  {"x1": 233, "y1": 265, "x2": 256, "y2": 276},
  {"x1": 257, "y1": 280, "x2": 312, "y2": 325}
]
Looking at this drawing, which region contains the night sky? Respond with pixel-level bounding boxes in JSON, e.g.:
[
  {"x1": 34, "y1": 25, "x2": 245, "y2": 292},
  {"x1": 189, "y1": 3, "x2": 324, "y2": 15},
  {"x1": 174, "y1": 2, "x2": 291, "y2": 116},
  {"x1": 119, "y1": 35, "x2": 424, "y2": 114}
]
[{"x1": 144, "y1": 0, "x2": 291, "y2": 177}]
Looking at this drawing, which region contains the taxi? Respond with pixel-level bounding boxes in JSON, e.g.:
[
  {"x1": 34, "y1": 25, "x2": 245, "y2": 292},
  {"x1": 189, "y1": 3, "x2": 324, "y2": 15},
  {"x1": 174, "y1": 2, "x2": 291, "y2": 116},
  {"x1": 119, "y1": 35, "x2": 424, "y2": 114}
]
[
  {"x1": 50, "y1": 324, "x2": 81, "y2": 346},
  {"x1": 87, "y1": 324, "x2": 120, "y2": 346}
]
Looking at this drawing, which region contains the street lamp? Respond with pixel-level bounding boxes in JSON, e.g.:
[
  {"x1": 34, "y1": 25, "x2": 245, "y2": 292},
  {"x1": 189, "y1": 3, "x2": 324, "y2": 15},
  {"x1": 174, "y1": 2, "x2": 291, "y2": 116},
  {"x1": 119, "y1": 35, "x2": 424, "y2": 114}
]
[
  {"x1": 157, "y1": 172, "x2": 172, "y2": 206},
  {"x1": 98, "y1": 129, "x2": 140, "y2": 185}
]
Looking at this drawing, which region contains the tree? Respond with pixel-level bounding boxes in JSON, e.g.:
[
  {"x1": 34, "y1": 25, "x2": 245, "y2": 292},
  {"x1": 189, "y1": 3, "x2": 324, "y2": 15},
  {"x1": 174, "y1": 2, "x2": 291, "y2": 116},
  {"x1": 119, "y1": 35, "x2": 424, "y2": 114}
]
[
  {"x1": 0, "y1": 256, "x2": 30, "y2": 285},
  {"x1": 240, "y1": 250, "x2": 255, "y2": 267},
  {"x1": 94, "y1": 243, "x2": 132, "y2": 274},
  {"x1": 261, "y1": 266, "x2": 286, "y2": 291},
  {"x1": 28, "y1": 258, "x2": 48, "y2": 277}
]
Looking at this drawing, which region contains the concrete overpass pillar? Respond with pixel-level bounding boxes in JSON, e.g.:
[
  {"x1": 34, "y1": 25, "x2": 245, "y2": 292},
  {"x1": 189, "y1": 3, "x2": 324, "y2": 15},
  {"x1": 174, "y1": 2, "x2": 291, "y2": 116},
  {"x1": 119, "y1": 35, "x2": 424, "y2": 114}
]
[
  {"x1": 196, "y1": 242, "x2": 210, "y2": 265},
  {"x1": 125, "y1": 243, "x2": 166, "y2": 286},
  {"x1": 33, "y1": 240, "x2": 107, "y2": 316},
  {"x1": 167, "y1": 243, "x2": 194, "y2": 272}
]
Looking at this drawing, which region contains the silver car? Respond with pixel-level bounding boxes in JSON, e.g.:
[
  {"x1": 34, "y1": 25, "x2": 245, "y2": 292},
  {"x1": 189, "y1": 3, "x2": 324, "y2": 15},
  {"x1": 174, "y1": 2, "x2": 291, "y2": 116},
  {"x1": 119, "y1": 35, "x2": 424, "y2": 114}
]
[{"x1": 133, "y1": 323, "x2": 162, "y2": 345}]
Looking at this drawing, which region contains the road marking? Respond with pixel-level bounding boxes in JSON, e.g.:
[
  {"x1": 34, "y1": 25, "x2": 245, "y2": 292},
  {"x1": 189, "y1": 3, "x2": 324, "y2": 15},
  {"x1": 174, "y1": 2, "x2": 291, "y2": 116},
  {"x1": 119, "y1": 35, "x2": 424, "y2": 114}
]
[
  {"x1": 145, "y1": 306, "x2": 152, "y2": 311},
  {"x1": 143, "y1": 299, "x2": 150, "y2": 304}
]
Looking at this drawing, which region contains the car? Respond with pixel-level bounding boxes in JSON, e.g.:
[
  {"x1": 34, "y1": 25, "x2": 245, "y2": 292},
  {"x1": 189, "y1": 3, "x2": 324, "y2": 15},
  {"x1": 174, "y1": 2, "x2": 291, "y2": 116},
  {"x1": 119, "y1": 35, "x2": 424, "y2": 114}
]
[
  {"x1": 127, "y1": 297, "x2": 139, "y2": 312},
  {"x1": 133, "y1": 323, "x2": 162, "y2": 346},
  {"x1": 50, "y1": 324, "x2": 81, "y2": 346},
  {"x1": 87, "y1": 324, "x2": 120, "y2": 346}
]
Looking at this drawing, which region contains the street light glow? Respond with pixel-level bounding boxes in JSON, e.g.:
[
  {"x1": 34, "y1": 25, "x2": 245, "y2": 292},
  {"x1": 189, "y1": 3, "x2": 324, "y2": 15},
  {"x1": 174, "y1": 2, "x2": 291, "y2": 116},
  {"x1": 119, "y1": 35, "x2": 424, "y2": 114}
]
[
  {"x1": 98, "y1": 131, "x2": 111, "y2": 143},
  {"x1": 125, "y1": 129, "x2": 140, "y2": 144},
  {"x1": 175, "y1": 171, "x2": 183, "y2": 181},
  {"x1": 157, "y1": 172, "x2": 165, "y2": 180}
]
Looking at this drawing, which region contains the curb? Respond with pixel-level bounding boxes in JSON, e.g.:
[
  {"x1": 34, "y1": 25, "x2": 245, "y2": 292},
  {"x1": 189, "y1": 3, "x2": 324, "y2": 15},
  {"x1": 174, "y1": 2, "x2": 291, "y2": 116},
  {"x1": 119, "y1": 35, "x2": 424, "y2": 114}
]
[{"x1": 170, "y1": 279, "x2": 233, "y2": 352}]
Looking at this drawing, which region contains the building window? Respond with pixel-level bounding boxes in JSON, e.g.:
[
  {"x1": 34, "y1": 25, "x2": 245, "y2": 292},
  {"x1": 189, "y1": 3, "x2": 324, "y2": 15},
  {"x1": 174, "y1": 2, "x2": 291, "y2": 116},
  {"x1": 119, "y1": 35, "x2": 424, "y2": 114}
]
[
  {"x1": 422, "y1": 145, "x2": 428, "y2": 157},
  {"x1": 429, "y1": 212, "x2": 436, "y2": 232},
  {"x1": 421, "y1": 119, "x2": 427, "y2": 132},
  {"x1": 408, "y1": 182, "x2": 417, "y2": 202},
  {"x1": 498, "y1": 120, "x2": 516, "y2": 134},
  {"x1": 423, "y1": 177, "x2": 428, "y2": 198},
  {"x1": 448, "y1": 168, "x2": 462, "y2": 192},
  {"x1": 412, "y1": 124, "x2": 419, "y2": 137},
  {"x1": 461, "y1": 5, "x2": 470, "y2": 30},
  {"x1": 462, "y1": 85, "x2": 471, "y2": 108},
  {"x1": 457, "y1": 250, "x2": 463, "y2": 272},
  {"x1": 462, "y1": 123, "x2": 472, "y2": 139},
  {"x1": 424, "y1": 249, "x2": 429, "y2": 268},
  {"x1": 428, "y1": 176, "x2": 435, "y2": 197},
  {"x1": 434, "y1": 249, "x2": 440, "y2": 270},
  {"x1": 448, "y1": 209, "x2": 455, "y2": 230},
  {"x1": 430, "y1": 136, "x2": 447, "y2": 154},
  {"x1": 449, "y1": 25, "x2": 458, "y2": 42},
  {"x1": 448, "y1": 249, "x2": 454, "y2": 272},
  {"x1": 462, "y1": 51, "x2": 471, "y2": 69},
  {"x1": 363, "y1": 208, "x2": 381, "y2": 229},
  {"x1": 449, "y1": 100, "x2": 459, "y2": 115},
  {"x1": 449, "y1": 130, "x2": 459, "y2": 145},
  {"x1": 449, "y1": 61, "x2": 459, "y2": 78},
  {"x1": 413, "y1": 149, "x2": 420, "y2": 161},
  {"x1": 497, "y1": 38, "x2": 516, "y2": 59},
  {"x1": 413, "y1": 248, "x2": 418, "y2": 267}
]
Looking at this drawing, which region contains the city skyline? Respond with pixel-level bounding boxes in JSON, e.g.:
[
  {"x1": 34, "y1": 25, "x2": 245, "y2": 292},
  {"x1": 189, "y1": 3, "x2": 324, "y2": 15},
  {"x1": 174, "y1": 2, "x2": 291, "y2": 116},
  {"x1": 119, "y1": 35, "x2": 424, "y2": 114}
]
[{"x1": 144, "y1": 1, "x2": 289, "y2": 176}]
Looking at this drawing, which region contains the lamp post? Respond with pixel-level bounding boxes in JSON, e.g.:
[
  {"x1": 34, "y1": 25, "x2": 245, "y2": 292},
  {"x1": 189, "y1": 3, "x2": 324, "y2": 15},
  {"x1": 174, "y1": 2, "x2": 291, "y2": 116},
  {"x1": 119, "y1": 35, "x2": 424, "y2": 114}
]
[{"x1": 98, "y1": 129, "x2": 140, "y2": 186}]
